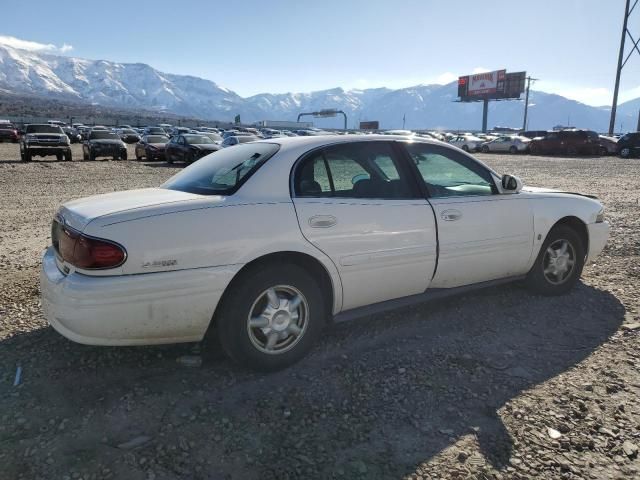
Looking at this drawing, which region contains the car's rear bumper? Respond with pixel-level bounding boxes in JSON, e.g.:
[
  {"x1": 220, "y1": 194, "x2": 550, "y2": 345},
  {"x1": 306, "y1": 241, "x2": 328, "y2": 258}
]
[
  {"x1": 40, "y1": 247, "x2": 241, "y2": 346},
  {"x1": 586, "y1": 221, "x2": 609, "y2": 263}
]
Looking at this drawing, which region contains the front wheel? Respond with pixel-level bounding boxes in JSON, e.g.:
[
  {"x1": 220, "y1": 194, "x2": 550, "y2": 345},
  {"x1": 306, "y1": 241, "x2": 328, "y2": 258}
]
[
  {"x1": 481, "y1": 145, "x2": 490, "y2": 153},
  {"x1": 620, "y1": 147, "x2": 631, "y2": 158},
  {"x1": 215, "y1": 264, "x2": 326, "y2": 371},
  {"x1": 509, "y1": 145, "x2": 518, "y2": 154},
  {"x1": 526, "y1": 225, "x2": 585, "y2": 296},
  {"x1": 461, "y1": 145, "x2": 469, "y2": 152}
]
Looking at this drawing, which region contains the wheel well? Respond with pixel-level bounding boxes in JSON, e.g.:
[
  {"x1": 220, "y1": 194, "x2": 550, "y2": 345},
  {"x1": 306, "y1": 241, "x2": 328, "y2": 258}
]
[
  {"x1": 209, "y1": 251, "x2": 335, "y2": 332},
  {"x1": 551, "y1": 216, "x2": 588, "y2": 253}
]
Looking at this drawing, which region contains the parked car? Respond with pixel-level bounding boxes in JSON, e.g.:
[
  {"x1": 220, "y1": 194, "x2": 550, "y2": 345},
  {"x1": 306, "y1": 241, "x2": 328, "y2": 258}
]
[
  {"x1": 118, "y1": 128, "x2": 141, "y2": 144},
  {"x1": 20, "y1": 124, "x2": 72, "y2": 161},
  {"x1": 135, "y1": 135, "x2": 169, "y2": 161},
  {"x1": 41, "y1": 135, "x2": 609, "y2": 371},
  {"x1": 220, "y1": 135, "x2": 258, "y2": 148},
  {"x1": 0, "y1": 126, "x2": 19, "y2": 143},
  {"x1": 616, "y1": 132, "x2": 640, "y2": 158},
  {"x1": 521, "y1": 130, "x2": 548, "y2": 140},
  {"x1": 165, "y1": 134, "x2": 220, "y2": 164},
  {"x1": 62, "y1": 127, "x2": 82, "y2": 144},
  {"x1": 196, "y1": 131, "x2": 223, "y2": 144},
  {"x1": 529, "y1": 130, "x2": 600, "y2": 155},
  {"x1": 144, "y1": 126, "x2": 168, "y2": 136},
  {"x1": 82, "y1": 130, "x2": 128, "y2": 161},
  {"x1": 449, "y1": 135, "x2": 483, "y2": 152},
  {"x1": 480, "y1": 135, "x2": 531, "y2": 153},
  {"x1": 596, "y1": 135, "x2": 617, "y2": 155}
]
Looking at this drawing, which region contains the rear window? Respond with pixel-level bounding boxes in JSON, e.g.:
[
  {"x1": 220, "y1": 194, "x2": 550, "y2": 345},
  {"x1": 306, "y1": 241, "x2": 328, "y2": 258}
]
[
  {"x1": 146, "y1": 135, "x2": 167, "y2": 143},
  {"x1": 163, "y1": 143, "x2": 280, "y2": 195}
]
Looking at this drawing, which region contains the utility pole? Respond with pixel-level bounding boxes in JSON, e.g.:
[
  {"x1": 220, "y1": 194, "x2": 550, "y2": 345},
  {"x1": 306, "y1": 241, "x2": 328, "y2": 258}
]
[
  {"x1": 609, "y1": 0, "x2": 638, "y2": 135},
  {"x1": 481, "y1": 99, "x2": 489, "y2": 133},
  {"x1": 522, "y1": 76, "x2": 538, "y2": 132}
]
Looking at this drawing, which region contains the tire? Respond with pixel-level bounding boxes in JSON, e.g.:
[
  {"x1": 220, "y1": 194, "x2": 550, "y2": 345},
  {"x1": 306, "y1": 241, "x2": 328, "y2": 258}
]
[
  {"x1": 186, "y1": 152, "x2": 195, "y2": 164},
  {"x1": 121, "y1": 150, "x2": 128, "y2": 161},
  {"x1": 620, "y1": 147, "x2": 631, "y2": 158},
  {"x1": 83, "y1": 149, "x2": 89, "y2": 161},
  {"x1": 56, "y1": 153, "x2": 63, "y2": 162},
  {"x1": 89, "y1": 151, "x2": 95, "y2": 162},
  {"x1": 509, "y1": 146, "x2": 518, "y2": 154},
  {"x1": 24, "y1": 151, "x2": 32, "y2": 162},
  {"x1": 481, "y1": 145, "x2": 490, "y2": 153},
  {"x1": 64, "y1": 151, "x2": 72, "y2": 162},
  {"x1": 166, "y1": 152, "x2": 173, "y2": 164},
  {"x1": 136, "y1": 150, "x2": 142, "y2": 161},
  {"x1": 461, "y1": 145, "x2": 469, "y2": 152},
  {"x1": 526, "y1": 225, "x2": 585, "y2": 296},
  {"x1": 215, "y1": 263, "x2": 326, "y2": 371},
  {"x1": 599, "y1": 146, "x2": 608, "y2": 156}
]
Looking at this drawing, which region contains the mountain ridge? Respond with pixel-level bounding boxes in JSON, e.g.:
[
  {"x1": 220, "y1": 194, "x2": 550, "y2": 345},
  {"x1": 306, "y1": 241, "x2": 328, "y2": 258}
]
[{"x1": 0, "y1": 44, "x2": 636, "y2": 131}]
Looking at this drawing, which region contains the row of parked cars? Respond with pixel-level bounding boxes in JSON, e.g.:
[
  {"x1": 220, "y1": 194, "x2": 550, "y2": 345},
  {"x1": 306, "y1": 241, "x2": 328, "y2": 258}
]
[{"x1": 2, "y1": 120, "x2": 639, "y2": 162}]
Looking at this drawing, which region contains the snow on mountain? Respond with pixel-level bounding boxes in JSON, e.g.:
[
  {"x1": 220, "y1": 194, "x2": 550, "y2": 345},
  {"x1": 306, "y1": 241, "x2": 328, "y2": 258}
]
[{"x1": 0, "y1": 43, "x2": 634, "y2": 131}]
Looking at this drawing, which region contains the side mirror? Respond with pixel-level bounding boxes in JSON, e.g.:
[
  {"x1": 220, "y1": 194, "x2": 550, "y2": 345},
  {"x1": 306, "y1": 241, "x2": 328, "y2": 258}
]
[{"x1": 501, "y1": 174, "x2": 523, "y2": 193}]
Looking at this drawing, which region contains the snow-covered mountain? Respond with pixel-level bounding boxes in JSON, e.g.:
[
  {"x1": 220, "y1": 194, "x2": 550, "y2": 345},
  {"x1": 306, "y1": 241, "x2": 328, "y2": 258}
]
[{"x1": 0, "y1": 43, "x2": 636, "y2": 131}]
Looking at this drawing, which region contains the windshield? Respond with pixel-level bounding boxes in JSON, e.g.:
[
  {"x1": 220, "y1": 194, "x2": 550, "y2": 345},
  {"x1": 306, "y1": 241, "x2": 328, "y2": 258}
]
[
  {"x1": 90, "y1": 131, "x2": 120, "y2": 140},
  {"x1": 202, "y1": 132, "x2": 223, "y2": 142},
  {"x1": 184, "y1": 135, "x2": 213, "y2": 145},
  {"x1": 26, "y1": 125, "x2": 63, "y2": 134},
  {"x1": 163, "y1": 143, "x2": 280, "y2": 195},
  {"x1": 146, "y1": 135, "x2": 167, "y2": 143},
  {"x1": 121, "y1": 129, "x2": 137, "y2": 134}
]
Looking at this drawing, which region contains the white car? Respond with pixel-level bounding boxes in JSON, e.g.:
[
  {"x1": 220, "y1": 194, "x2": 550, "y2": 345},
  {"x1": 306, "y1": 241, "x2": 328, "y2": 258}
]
[
  {"x1": 480, "y1": 135, "x2": 531, "y2": 153},
  {"x1": 449, "y1": 135, "x2": 484, "y2": 152},
  {"x1": 41, "y1": 135, "x2": 609, "y2": 370}
]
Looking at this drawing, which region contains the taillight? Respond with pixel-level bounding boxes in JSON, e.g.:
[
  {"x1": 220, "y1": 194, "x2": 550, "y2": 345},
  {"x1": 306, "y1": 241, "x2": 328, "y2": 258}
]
[{"x1": 53, "y1": 220, "x2": 126, "y2": 269}]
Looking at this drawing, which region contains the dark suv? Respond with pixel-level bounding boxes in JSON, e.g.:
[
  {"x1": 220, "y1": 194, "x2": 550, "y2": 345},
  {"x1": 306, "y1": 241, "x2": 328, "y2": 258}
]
[
  {"x1": 20, "y1": 124, "x2": 72, "y2": 161},
  {"x1": 529, "y1": 130, "x2": 600, "y2": 156},
  {"x1": 617, "y1": 132, "x2": 640, "y2": 158}
]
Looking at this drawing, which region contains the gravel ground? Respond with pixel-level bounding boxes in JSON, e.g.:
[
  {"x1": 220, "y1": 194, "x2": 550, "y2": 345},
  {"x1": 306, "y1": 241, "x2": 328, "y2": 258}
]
[{"x1": 0, "y1": 142, "x2": 639, "y2": 480}]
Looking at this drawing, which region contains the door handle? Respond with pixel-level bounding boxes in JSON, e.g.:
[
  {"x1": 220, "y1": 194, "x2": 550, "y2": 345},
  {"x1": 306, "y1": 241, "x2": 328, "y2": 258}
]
[
  {"x1": 441, "y1": 209, "x2": 462, "y2": 222},
  {"x1": 308, "y1": 215, "x2": 337, "y2": 228}
]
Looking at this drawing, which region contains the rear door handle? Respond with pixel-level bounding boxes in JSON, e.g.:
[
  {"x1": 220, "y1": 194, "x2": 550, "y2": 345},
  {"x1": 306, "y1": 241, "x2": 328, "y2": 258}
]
[
  {"x1": 441, "y1": 209, "x2": 462, "y2": 222},
  {"x1": 309, "y1": 215, "x2": 337, "y2": 228}
]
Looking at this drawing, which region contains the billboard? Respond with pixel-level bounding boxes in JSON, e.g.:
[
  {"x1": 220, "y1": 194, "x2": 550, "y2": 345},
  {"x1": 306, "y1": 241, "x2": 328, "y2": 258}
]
[
  {"x1": 458, "y1": 70, "x2": 526, "y2": 101},
  {"x1": 359, "y1": 121, "x2": 379, "y2": 130}
]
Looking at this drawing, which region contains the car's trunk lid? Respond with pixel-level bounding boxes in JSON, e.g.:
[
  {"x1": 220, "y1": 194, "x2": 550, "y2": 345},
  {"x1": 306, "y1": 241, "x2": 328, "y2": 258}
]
[{"x1": 58, "y1": 188, "x2": 205, "y2": 231}]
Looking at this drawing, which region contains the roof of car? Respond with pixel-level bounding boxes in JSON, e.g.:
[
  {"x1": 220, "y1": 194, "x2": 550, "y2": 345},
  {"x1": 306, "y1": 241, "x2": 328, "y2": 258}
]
[{"x1": 254, "y1": 133, "x2": 445, "y2": 149}]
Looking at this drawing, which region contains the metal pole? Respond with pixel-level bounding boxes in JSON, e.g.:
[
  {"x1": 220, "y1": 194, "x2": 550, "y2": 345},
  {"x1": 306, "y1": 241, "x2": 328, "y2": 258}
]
[
  {"x1": 523, "y1": 77, "x2": 531, "y2": 131},
  {"x1": 637, "y1": 109, "x2": 640, "y2": 131},
  {"x1": 482, "y1": 98, "x2": 489, "y2": 133},
  {"x1": 610, "y1": 0, "x2": 631, "y2": 135}
]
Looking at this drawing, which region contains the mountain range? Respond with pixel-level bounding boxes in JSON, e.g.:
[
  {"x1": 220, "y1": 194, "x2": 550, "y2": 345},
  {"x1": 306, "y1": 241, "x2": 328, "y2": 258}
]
[{"x1": 0, "y1": 43, "x2": 637, "y2": 131}]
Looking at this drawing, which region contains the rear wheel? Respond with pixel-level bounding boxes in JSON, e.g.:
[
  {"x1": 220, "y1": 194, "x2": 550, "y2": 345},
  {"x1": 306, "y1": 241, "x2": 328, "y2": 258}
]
[
  {"x1": 599, "y1": 146, "x2": 608, "y2": 156},
  {"x1": 121, "y1": 150, "x2": 128, "y2": 161},
  {"x1": 56, "y1": 153, "x2": 63, "y2": 162},
  {"x1": 481, "y1": 145, "x2": 490, "y2": 153},
  {"x1": 526, "y1": 225, "x2": 585, "y2": 296},
  {"x1": 461, "y1": 145, "x2": 469, "y2": 152},
  {"x1": 64, "y1": 151, "x2": 72, "y2": 162},
  {"x1": 24, "y1": 150, "x2": 32, "y2": 162},
  {"x1": 620, "y1": 147, "x2": 631, "y2": 158},
  {"x1": 509, "y1": 145, "x2": 518, "y2": 154},
  {"x1": 215, "y1": 264, "x2": 326, "y2": 371}
]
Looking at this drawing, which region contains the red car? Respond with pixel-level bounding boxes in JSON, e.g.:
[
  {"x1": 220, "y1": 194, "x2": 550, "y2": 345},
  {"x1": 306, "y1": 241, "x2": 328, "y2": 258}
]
[
  {"x1": 0, "y1": 127, "x2": 19, "y2": 143},
  {"x1": 135, "y1": 134, "x2": 169, "y2": 161}
]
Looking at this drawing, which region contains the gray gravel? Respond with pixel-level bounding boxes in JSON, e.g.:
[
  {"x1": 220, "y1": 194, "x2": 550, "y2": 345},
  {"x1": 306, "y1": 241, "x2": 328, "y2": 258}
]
[{"x1": 0, "y1": 142, "x2": 639, "y2": 479}]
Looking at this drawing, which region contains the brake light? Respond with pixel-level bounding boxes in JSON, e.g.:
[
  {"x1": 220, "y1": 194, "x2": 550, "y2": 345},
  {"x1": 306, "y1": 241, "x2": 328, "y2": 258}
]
[{"x1": 54, "y1": 221, "x2": 126, "y2": 269}]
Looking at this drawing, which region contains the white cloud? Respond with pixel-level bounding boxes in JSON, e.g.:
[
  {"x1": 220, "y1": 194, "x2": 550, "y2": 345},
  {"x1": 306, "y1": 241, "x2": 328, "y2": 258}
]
[
  {"x1": 0, "y1": 35, "x2": 73, "y2": 54},
  {"x1": 435, "y1": 72, "x2": 458, "y2": 84}
]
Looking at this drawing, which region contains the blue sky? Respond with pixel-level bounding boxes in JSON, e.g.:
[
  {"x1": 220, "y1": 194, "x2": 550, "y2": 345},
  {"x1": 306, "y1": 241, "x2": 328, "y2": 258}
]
[{"x1": 1, "y1": 0, "x2": 638, "y2": 106}]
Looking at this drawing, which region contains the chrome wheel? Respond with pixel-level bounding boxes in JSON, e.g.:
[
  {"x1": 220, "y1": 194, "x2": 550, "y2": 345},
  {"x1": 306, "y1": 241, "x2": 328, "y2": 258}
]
[
  {"x1": 247, "y1": 285, "x2": 309, "y2": 355},
  {"x1": 543, "y1": 239, "x2": 576, "y2": 285}
]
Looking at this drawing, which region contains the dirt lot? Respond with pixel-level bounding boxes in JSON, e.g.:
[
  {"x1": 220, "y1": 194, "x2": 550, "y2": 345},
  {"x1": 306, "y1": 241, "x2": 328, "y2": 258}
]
[{"x1": 0, "y1": 142, "x2": 639, "y2": 480}]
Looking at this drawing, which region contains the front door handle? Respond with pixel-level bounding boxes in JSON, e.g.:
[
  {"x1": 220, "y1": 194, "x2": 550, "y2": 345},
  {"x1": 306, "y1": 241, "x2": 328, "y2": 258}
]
[
  {"x1": 308, "y1": 215, "x2": 337, "y2": 228},
  {"x1": 441, "y1": 209, "x2": 462, "y2": 222}
]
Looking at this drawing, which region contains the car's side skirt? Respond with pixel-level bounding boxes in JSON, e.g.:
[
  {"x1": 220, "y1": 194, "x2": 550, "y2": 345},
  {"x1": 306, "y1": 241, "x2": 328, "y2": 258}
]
[{"x1": 333, "y1": 275, "x2": 526, "y2": 323}]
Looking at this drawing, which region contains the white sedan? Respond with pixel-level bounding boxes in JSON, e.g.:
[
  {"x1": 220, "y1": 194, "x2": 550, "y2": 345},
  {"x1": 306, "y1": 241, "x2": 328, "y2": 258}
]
[
  {"x1": 449, "y1": 134, "x2": 484, "y2": 152},
  {"x1": 480, "y1": 135, "x2": 531, "y2": 153},
  {"x1": 41, "y1": 135, "x2": 609, "y2": 370}
]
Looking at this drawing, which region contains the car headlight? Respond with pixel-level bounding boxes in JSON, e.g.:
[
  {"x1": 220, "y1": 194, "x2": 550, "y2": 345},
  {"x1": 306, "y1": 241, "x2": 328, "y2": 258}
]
[
  {"x1": 596, "y1": 207, "x2": 605, "y2": 223},
  {"x1": 61, "y1": 135, "x2": 70, "y2": 144},
  {"x1": 25, "y1": 134, "x2": 36, "y2": 143}
]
